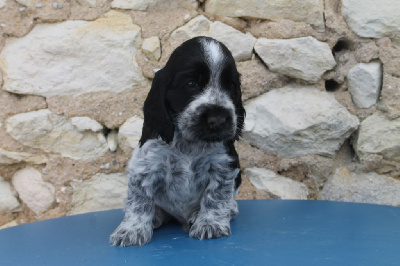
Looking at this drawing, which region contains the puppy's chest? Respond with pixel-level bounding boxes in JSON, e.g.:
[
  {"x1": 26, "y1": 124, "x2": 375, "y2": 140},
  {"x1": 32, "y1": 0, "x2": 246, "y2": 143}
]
[
  {"x1": 161, "y1": 141, "x2": 230, "y2": 192},
  {"x1": 134, "y1": 139, "x2": 232, "y2": 199}
]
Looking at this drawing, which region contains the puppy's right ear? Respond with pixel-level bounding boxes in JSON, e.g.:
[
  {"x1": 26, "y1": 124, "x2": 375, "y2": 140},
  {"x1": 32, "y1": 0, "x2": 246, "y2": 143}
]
[{"x1": 139, "y1": 69, "x2": 174, "y2": 146}]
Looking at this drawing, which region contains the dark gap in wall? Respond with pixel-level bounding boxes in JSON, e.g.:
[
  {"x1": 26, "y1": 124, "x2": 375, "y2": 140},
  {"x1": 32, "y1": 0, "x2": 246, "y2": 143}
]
[
  {"x1": 332, "y1": 38, "x2": 353, "y2": 54},
  {"x1": 103, "y1": 127, "x2": 112, "y2": 137},
  {"x1": 325, "y1": 79, "x2": 341, "y2": 92}
]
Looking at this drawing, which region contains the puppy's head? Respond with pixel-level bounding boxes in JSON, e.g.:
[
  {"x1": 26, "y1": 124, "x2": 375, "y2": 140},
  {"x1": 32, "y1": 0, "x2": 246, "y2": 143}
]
[{"x1": 140, "y1": 37, "x2": 245, "y2": 145}]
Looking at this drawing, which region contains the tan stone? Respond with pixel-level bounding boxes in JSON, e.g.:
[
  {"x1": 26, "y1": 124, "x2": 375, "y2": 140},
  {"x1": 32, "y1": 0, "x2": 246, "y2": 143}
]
[
  {"x1": 6, "y1": 109, "x2": 109, "y2": 160},
  {"x1": 0, "y1": 148, "x2": 48, "y2": 165},
  {"x1": 237, "y1": 59, "x2": 290, "y2": 101},
  {"x1": 205, "y1": 0, "x2": 325, "y2": 31},
  {"x1": 250, "y1": 19, "x2": 315, "y2": 39},
  {"x1": 377, "y1": 37, "x2": 400, "y2": 78},
  {"x1": 379, "y1": 74, "x2": 400, "y2": 119},
  {"x1": 142, "y1": 36, "x2": 161, "y2": 61},
  {"x1": 131, "y1": 8, "x2": 198, "y2": 39}
]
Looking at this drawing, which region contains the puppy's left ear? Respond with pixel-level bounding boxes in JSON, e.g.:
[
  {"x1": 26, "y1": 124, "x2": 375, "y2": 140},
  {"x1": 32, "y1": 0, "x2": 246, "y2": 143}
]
[
  {"x1": 139, "y1": 69, "x2": 174, "y2": 146},
  {"x1": 234, "y1": 76, "x2": 245, "y2": 140}
]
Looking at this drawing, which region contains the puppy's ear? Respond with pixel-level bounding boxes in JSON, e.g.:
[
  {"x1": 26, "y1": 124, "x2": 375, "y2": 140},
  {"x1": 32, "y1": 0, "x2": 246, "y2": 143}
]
[
  {"x1": 234, "y1": 76, "x2": 246, "y2": 140},
  {"x1": 139, "y1": 69, "x2": 174, "y2": 146}
]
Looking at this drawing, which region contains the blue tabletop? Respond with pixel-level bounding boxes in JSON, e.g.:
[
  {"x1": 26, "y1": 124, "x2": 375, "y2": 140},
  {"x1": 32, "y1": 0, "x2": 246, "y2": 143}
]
[{"x1": 0, "y1": 200, "x2": 399, "y2": 266}]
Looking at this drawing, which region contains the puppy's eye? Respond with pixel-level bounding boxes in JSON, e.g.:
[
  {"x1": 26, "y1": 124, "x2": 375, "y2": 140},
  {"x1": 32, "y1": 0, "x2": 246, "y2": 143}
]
[{"x1": 186, "y1": 81, "x2": 198, "y2": 88}]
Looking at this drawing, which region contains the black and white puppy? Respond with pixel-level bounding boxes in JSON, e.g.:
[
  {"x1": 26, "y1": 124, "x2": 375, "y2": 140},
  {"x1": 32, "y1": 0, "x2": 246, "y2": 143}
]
[{"x1": 110, "y1": 36, "x2": 245, "y2": 246}]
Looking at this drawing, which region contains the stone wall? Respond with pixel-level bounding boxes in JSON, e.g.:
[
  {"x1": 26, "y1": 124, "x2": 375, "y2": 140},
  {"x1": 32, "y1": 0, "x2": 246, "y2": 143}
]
[{"x1": 0, "y1": 0, "x2": 399, "y2": 229}]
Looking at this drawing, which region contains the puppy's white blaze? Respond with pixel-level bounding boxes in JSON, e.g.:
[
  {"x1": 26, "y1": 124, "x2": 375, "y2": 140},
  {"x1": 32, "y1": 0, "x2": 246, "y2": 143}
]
[{"x1": 200, "y1": 38, "x2": 224, "y2": 70}]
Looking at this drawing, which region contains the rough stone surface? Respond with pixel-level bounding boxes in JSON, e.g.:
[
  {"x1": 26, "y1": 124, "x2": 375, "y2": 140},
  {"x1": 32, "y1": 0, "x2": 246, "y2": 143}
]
[
  {"x1": 354, "y1": 42, "x2": 379, "y2": 63},
  {"x1": 244, "y1": 168, "x2": 309, "y2": 199},
  {"x1": 377, "y1": 37, "x2": 400, "y2": 78},
  {"x1": 354, "y1": 112, "x2": 400, "y2": 163},
  {"x1": 70, "y1": 117, "x2": 103, "y2": 132},
  {"x1": 0, "y1": 11, "x2": 149, "y2": 97},
  {"x1": 111, "y1": 0, "x2": 197, "y2": 11},
  {"x1": 118, "y1": 116, "x2": 143, "y2": 154},
  {"x1": 69, "y1": 173, "x2": 128, "y2": 215},
  {"x1": 142, "y1": 36, "x2": 161, "y2": 61},
  {"x1": 0, "y1": 177, "x2": 20, "y2": 213},
  {"x1": 0, "y1": 0, "x2": 6, "y2": 9},
  {"x1": 205, "y1": 0, "x2": 325, "y2": 31},
  {"x1": 0, "y1": 220, "x2": 18, "y2": 229},
  {"x1": 250, "y1": 19, "x2": 315, "y2": 39},
  {"x1": 76, "y1": 0, "x2": 108, "y2": 8},
  {"x1": 131, "y1": 8, "x2": 197, "y2": 39},
  {"x1": 171, "y1": 15, "x2": 256, "y2": 61},
  {"x1": 6, "y1": 109, "x2": 108, "y2": 160},
  {"x1": 12, "y1": 167, "x2": 55, "y2": 215},
  {"x1": 254, "y1": 37, "x2": 336, "y2": 83},
  {"x1": 319, "y1": 167, "x2": 400, "y2": 206},
  {"x1": 379, "y1": 74, "x2": 400, "y2": 119},
  {"x1": 243, "y1": 85, "x2": 360, "y2": 158},
  {"x1": 342, "y1": 0, "x2": 400, "y2": 41},
  {"x1": 0, "y1": 148, "x2": 48, "y2": 165},
  {"x1": 237, "y1": 59, "x2": 290, "y2": 101},
  {"x1": 347, "y1": 61, "x2": 382, "y2": 109},
  {"x1": 47, "y1": 88, "x2": 149, "y2": 129}
]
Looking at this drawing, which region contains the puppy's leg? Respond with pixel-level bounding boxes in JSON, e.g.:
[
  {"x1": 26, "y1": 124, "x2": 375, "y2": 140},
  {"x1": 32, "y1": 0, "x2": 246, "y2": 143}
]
[
  {"x1": 189, "y1": 171, "x2": 238, "y2": 240},
  {"x1": 152, "y1": 205, "x2": 171, "y2": 229},
  {"x1": 110, "y1": 182, "x2": 155, "y2": 247}
]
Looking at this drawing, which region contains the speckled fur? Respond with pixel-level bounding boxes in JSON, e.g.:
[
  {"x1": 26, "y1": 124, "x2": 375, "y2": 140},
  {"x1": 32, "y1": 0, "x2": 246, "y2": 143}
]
[{"x1": 110, "y1": 37, "x2": 244, "y2": 246}]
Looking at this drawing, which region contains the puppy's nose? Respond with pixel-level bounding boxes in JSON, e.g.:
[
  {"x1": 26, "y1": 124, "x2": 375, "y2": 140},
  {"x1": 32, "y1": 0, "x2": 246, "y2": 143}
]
[{"x1": 207, "y1": 113, "x2": 228, "y2": 129}]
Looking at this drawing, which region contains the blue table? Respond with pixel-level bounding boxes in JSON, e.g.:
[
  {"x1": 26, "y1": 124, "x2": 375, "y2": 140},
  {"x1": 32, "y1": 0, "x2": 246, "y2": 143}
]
[{"x1": 1, "y1": 200, "x2": 399, "y2": 265}]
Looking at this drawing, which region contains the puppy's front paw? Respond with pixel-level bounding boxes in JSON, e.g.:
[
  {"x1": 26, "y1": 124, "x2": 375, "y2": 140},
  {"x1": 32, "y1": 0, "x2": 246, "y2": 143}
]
[
  {"x1": 110, "y1": 223, "x2": 153, "y2": 247},
  {"x1": 189, "y1": 221, "x2": 231, "y2": 240}
]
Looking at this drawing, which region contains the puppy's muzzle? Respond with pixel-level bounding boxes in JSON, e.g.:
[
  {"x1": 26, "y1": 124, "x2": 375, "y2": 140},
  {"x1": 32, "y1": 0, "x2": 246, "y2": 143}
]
[{"x1": 206, "y1": 107, "x2": 231, "y2": 131}]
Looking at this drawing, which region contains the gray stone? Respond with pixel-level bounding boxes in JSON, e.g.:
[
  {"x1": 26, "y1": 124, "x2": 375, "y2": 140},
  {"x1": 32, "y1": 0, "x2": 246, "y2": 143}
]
[
  {"x1": 254, "y1": 37, "x2": 336, "y2": 83},
  {"x1": 0, "y1": 177, "x2": 21, "y2": 213},
  {"x1": 12, "y1": 167, "x2": 55, "y2": 215},
  {"x1": 0, "y1": 0, "x2": 6, "y2": 9},
  {"x1": 76, "y1": 0, "x2": 107, "y2": 7},
  {"x1": 170, "y1": 15, "x2": 256, "y2": 61},
  {"x1": 244, "y1": 168, "x2": 308, "y2": 199},
  {"x1": 107, "y1": 129, "x2": 118, "y2": 152},
  {"x1": 118, "y1": 116, "x2": 143, "y2": 154},
  {"x1": 243, "y1": 85, "x2": 360, "y2": 158},
  {"x1": 319, "y1": 167, "x2": 400, "y2": 206},
  {"x1": 205, "y1": 0, "x2": 325, "y2": 32},
  {"x1": 347, "y1": 61, "x2": 382, "y2": 109},
  {"x1": 70, "y1": 117, "x2": 103, "y2": 132},
  {"x1": 354, "y1": 112, "x2": 400, "y2": 163},
  {"x1": 111, "y1": 0, "x2": 198, "y2": 11},
  {"x1": 69, "y1": 173, "x2": 128, "y2": 215},
  {"x1": 6, "y1": 109, "x2": 108, "y2": 160},
  {"x1": 0, "y1": 11, "x2": 149, "y2": 97},
  {"x1": 342, "y1": 0, "x2": 400, "y2": 41}
]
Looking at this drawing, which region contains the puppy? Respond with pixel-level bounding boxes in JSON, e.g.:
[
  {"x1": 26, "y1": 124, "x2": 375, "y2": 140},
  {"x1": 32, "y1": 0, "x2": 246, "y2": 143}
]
[{"x1": 110, "y1": 36, "x2": 245, "y2": 246}]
